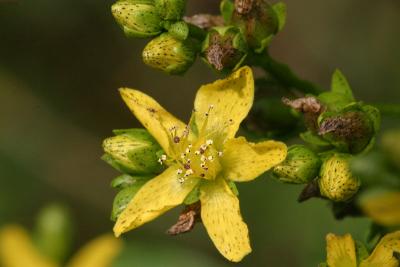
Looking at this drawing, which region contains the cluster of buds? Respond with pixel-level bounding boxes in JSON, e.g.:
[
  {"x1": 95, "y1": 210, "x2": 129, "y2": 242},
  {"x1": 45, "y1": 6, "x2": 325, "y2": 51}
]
[
  {"x1": 279, "y1": 70, "x2": 381, "y2": 203},
  {"x1": 112, "y1": 0, "x2": 287, "y2": 74},
  {"x1": 102, "y1": 128, "x2": 164, "y2": 220},
  {"x1": 112, "y1": 0, "x2": 199, "y2": 74}
]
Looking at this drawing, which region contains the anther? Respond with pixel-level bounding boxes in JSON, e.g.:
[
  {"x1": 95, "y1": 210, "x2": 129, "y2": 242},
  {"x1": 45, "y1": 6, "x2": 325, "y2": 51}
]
[
  {"x1": 177, "y1": 169, "x2": 183, "y2": 175},
  {"x1": 173, "y1": 136, "x2": 180, "y2": 143},
  {"x1": 206, "y1": 139, "x2": 213, "y2": 146},
  {"x1": 218, "y1": 151, "x2": 223, "y2": 157},
  {"x1": 207, "y1": 156, "x2": 214, "y2": 161},
  {"x1": 184, "y1": 163, "x2": 191, "y2": 170}
]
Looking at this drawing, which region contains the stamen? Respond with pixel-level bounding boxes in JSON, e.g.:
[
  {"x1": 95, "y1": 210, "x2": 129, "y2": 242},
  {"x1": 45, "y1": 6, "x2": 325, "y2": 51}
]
[
  {"x1": 177, "y1": 169, "x2": 183, "y2": 175},
  {"x1": 195, "y1": 150, "x2": 200, "y2": 155},
  {"x1": 206, "y1": 139, "x2": 213, "y2": 146},
  {"x1": 184, "y1": 163, "x2": 191, "y2": 170},
  {"x1": 173, "y1": 136, "x2": 180, "y2": 143},
  {"x1": 161, "y1": 155, "x2": 167, "y2": 161},
  {"x1": 218, "y1": 151, "x2": 223, "y2": 157},
  {"x1": 200, "y1": 155, "x2": 207, "y2": 162},
  {"x1": 207, "y1": 155, "x2": 214, "y2": 161}
]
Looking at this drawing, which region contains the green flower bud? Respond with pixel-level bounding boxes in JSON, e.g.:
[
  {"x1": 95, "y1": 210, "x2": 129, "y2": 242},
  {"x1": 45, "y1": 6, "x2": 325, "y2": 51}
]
[
  {"x1": 102, "y1": 128, "x2": 163, "y2": 174},
  {"x1": 111, "y1": 0, "x2": 163, "y2": 38},
  {"x1": 221, "y1": 0, "x2": 279, "y2": 52},
  {"x1": 33, "y1": 204, "x2": 73, "y2": 262},
  {"x1": 201, "y1": 26, "x2": 248, "y2": 72},
  {"x1": 318, "y1": 153, "x2": 360, "y2": 202},
  {"x1": 318, "y1": 105, "x2": 379, "y2": 154},
  {"x1": 155, "y1": 0, "x2": 186, "y2": 21},
  {"x1": 142, "y1": 33, "x2": 197, "y2": 75},
  {"x1": 111, "y1": 181, "x2": 146, "y2": 221},
  {"x1": 381, "y1": 129, "x2": 400, "y2": 169},
  {"x1": 273, "y1": 145, "x2": 321, "y2": 184}
]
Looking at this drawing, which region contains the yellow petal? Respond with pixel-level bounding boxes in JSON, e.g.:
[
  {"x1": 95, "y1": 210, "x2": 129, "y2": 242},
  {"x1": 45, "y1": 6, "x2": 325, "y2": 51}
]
[
  {"x1": 66, "y1": 234, "x2": 122, "y2": 267},
  {"x1": 200, "y1": 178, "x2": 251, "y2": 262},
  {"x1": 0, "y1": 225, "x2": 59, "y2": 267},
  {"x1": 193, "y1": 66, "x2": 254, "y2": 143},
  {"x1": 359, "y1": 231, "x2": 400, "y2": 267},
  {"x1": 360, "y1": 191, "x2": 400, "y2": 227},
  {"x1": 119, "y1": 88, "x2": 186, "y2": 156},
  {"x1": 114, "y1": 166, "x2": 200, "y2": 236},
  {"x1": 222, "y1": 137, "x2": 287, "y2": 182},
  {"x1": 325, "y1": 233, "x2": 357, "y2": 267}
]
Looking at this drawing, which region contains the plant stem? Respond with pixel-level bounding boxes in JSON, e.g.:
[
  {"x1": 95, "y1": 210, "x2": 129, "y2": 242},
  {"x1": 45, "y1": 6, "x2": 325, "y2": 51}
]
[
  {"x1": 374, "y1": 103, "x2": 400, "y2": 117},
  {"x1": 248, "y1": 51, "x2": 324, "y2": 95}
]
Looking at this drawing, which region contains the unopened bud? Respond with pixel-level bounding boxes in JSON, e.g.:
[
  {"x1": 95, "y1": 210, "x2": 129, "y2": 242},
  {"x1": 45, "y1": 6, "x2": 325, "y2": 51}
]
[
  {"x1": 222, "y1": 0, "x2": 279, "y2": 52},
  {"x1": 318, "y1": 153, "x2": 360, "y2": 202},
  {"x1": 102, "y1": 128, "x2": 163, "y2": 174},
  {"x1": 155, "y1": 0, "x2": 186, "y2": 21},
  {"x1": 142, "y1": 33, "x2": 198, "y2": 75},
  {"x1": 273, "y1": 145, "x2": 321, "y2": 184},
  {"x1": 111, "y1": 0, "x2": 163, "y2": 38}
]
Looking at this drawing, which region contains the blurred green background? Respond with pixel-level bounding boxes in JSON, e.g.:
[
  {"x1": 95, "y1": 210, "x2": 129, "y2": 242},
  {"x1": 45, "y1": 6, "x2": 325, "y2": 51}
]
[{"x1": 1, "y1": 0, "x2": 399, "y2": 266}]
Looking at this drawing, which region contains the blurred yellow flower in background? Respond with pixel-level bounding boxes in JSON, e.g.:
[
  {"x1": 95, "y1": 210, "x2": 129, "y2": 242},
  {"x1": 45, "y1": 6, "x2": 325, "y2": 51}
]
[
  {"x1": 112, "y1": 66, "x2": 287, "y2": 262},
  {"x1": 0, "y1": 225, "x2": 122, "y2": 267},
  {"x1": 322, "y1": 231, "x2": 400, "y2": 267}
]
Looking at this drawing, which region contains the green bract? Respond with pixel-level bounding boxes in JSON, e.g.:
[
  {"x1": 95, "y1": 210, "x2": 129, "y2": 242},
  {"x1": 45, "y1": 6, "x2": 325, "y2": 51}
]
[
  {"x1": 201, "y1": 26, "x2": 248, "y2": 72},
  {"x1": 273, "y1": 145, "x2": 321, "y2": 184},
  {"x1": 318, "y1": 153, "x2": 360, "y2": 202},
  {"x1": 142, "y1": 33, "x2": 197, "y2": 75},
  {"x1": 155, "y1": 0, "x2": 186, "y2": 21},
  {"x1": 111, "y1": 0, "x2": 163, "y2": 38},
  {"x1": 102, "y1": 128, "x2": 164, "y2": 174}
]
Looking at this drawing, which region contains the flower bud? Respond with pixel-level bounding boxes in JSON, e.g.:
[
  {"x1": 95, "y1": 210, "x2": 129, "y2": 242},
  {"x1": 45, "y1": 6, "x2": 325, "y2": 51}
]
[
  {"x1": 273, "y1": 145, "x2": 321, "y2": 184},
  {"x1": 318, "y1": 153, "x2": 360, "y2": 202},
  {"x1": 202, "y1": 26, "x2": 247, "y2": 72},
  {"x1": 382, "y1": 129, "x2": 400, "y2": 169},
  {"x1": 142, "y1": 33, "x2": 198, "y2": 75},
  {"x1": 155, "y1": 0, "x2": 186, "y2": 21},
  {"x1": 111, "y1": 0, "x2": 163, "y2": 38},
  {"x1": 318, "y1": 107, "x2": 377, "y2": 154},
  {"x1": 221, "y1": 0, "x2": 279, "y2": 52},
  {"x1": 102, "y1": 128, "x2": 163, "y2": 174},
  {"x1": 111, "y1": 181, "x2": 146, "y2": 221},
  {"x1": 33, "y1": 204, "x2": 73, "y2": 262}
]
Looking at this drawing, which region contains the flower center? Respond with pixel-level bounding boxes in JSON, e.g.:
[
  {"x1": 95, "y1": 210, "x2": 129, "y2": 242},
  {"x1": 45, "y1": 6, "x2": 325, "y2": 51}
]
[{"x1": 157, "y1": 105, "x2": 223, "y2": 184}]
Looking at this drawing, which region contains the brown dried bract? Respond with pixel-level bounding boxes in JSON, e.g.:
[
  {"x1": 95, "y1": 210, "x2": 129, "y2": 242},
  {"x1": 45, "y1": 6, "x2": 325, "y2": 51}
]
[
  {"x1": 282, "y1": 96, "x2": 323, "y2": 114},
  {"x1": 235, "y1": 0, "x2": 255, "y2": 15},
  {"x1": 166, "y1": 202, "x2": 201, "y2": 235},
  {"x1": 205, "y1": 33, "x2": 243, "y2": 71},
  {"x1": 298, "y1": 179, "x2": 321, "y2": 203},
  {"x1": 183, "y1": 14, "x2": 224, "y2": 30}
]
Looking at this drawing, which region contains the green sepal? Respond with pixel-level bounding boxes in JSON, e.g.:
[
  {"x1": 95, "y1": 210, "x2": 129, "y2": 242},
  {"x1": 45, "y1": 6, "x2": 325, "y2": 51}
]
[
  {"x1": 166, "y1": 21, "x2": 189, "y2": 40},
  {"x1": 273, "y1": 145, "x2": 322, "y2": 184},
  {"x1": 272, "y1": 2, "x2": 287, "y2": 32},
  {"x1": 318, "y1": 69, "x2": 355, "y2": 112},
  {"x1": 220, "y1": 0, "x2": 234, "y2": 23},
  {"x1": 355, "y1": 240, "x2": 369, "y2": 263},
  {"x1": 331, "y1": 69, "x2": 355, "y2": 102},
  {"x1": 183, "y1": 185, "x2": 200, "y2": 205},
  {"x1": 155, "y1": 0, "x2": 186, "y2": 21},
  {"x1": 102, "y1": 153, "x2": 137, "y2": 174},
  {"x1": 300, "y1": 131, "x2": 331, "y2": 148},
  {"x1": 111, "y1": 181, "x2": 147, "y2": 221},
  {"x1": 228, "y1": 181, "x2": 239, "y2": 196},
  {"x1": 318, "y1": 263, "x2": 328, "y2": 267},
  {"x1": 111, "y1": 174, "x2": 153, "y2": 189}
]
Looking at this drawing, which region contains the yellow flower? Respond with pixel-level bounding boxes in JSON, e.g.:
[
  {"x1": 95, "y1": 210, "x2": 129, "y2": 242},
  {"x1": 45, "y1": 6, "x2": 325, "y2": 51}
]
[
  {"x1": 0, "y1": 225, "x2": 122, "y2": 267},
  {"x1": 323, "y1": 231, "x2": 400, "y2": 267},
  {"x1": 113, "y1": 66, "x2": 287, "y2": 262},
  {"x1": 359, "y1": 191, "x2": 400, "y2": 227}
]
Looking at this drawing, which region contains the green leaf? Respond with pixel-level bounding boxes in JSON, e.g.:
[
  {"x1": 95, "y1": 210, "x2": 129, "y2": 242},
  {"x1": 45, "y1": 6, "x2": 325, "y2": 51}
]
[
  {"x1": 111, "y1": 182, "x2": 147, "y2": 221},
  {"x1": 272, "y1": 2, "x2": 287, "y2": 32},
  {"x1": 331, "y1": 69, "x2": 354, "y2": 102}
]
